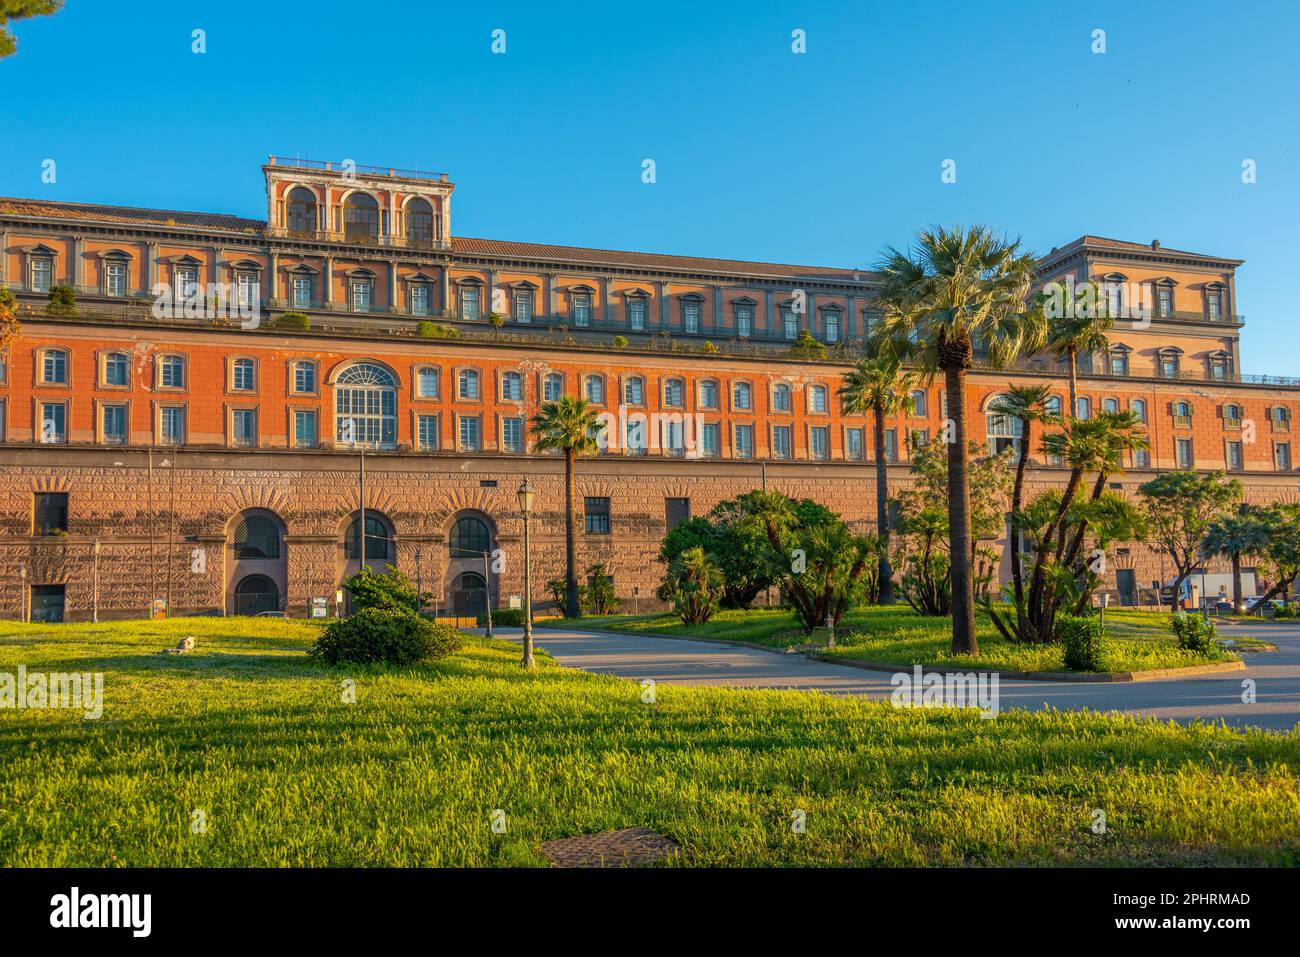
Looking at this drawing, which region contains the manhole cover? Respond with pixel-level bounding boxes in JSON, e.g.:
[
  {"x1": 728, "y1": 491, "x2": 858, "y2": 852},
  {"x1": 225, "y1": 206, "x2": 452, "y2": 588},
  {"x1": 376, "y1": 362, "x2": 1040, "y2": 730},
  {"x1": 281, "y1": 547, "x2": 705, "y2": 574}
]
[{"x1": 539, "y1": 827, "x2": 682, "y2": 868}]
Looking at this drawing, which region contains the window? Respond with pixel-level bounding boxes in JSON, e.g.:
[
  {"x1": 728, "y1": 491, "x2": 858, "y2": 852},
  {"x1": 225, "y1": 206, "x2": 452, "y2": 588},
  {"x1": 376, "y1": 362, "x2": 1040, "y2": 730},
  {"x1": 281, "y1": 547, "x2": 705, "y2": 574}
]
[
  {"x1": 700, "y1": 422, "x2": 720, "y2": 457},
  {"x1": 846, "y1": 428, "x2": 864, "y2": 461},
  {"x1": 343, "y1": 192, "x2": 380, "y2": 243},
  {"x1": 734, "y1": 303, "x2": 753, "y2": 338},
  {"x1": 104, "y1": 260, "x2": 127, "y2": 297},
  {"x1": 682, "y1": 300, "x2": 700, "y2": 334},
  {"x1": 346, "y1": 515, "x2": 391, "y2": 561},
  {"x1": 623, "y1": 376, "x2": 645, "y2": 406},
  {"x1": 585, "y1": 375, "x2": 605, "y2": 404},
  {"x1": 30, "y1": 585, "x2": 65, "y2": 623},
  {"x1": 292, "y1": 276, "x2": 313, "y2": 309},
  {"x1": 449, "y1": 517, "x2": 490, "y2": 556},
  {"x1": 810, "y1": 426, "x2": 829, "y2": 460},
  {"x1": 1102, "y1": 397, "x2": 1119, "y2": 414},
  {"x1": 986, "y1": 398, "x2": 1019, "y2": 455},
  {"x1": 502, "y1": 416, "x2": 524, "y2": 453},
  {"x1": 1131, "y1": 398, "x2": 1147, "y2": 423},
  {"x1": 410, "y1": 283, "x2": 431, "y2": 317},
  {"x1": 335, "y1": 362, "x2": 397, "y2": 447},
  {"x1": 231, "y1": 358, "x2": 256, "y2": 392},
  {"x1": 1207, "y1": 290, "x2": 1222, "y2": 320},
  {"x1": 625, "y1": 416, "x2": 647, "y2": 455},
  {"x1": 1226, "y1": 440, "x2": 1243, "y2": 470},
  {"x1": 33, "y1": 492, "x2": 68, "y2": 535},
  {"x1": 102, "y1": 352, "x2": 129, "y2": 387},
  {"x1": 772, "y1": 383, "x2": 792, "y2": 412},
  {"x1": 514, "y1": 288, "x2": 535, "y2": 324},
  {"x1": 417, "y1": 415, "x2": 439, "y2": 451},
  {"x1": 782, "y1": 306, "x2": 798, "y2": 340},
  {"x1": 628, "y1": 298, "x2": 647, "y2": 331},
  {"x1": 584, "y1": 497, "x2": 611, "y2": 535},
  {"x1": 911, "y1": 390, "x2": 927, "y2": 416},
  {"x1": 416, "y1": 367, "x2": 439, "y2": 399},
  {"x1": 41, "y1": 349, "x2": 68, "y2": 384},
  {"x1": 1159, "y1": 351, "x2": 1180, "y2": 378},
  {"x1": 909, "y1": 429, "x2": 929, "y2": 452},
  {"x1": 1173, "y1": 402, "x2": 1192, "y2": 428},
  {"x1": 458, "y1": 415, "x2": 481, "y2": 451},
  {"x1": 699, "y1": 380, "x2": 719, "y2": 409},
  {"x1": 349, "y1": 278, "x2": 373, "y2": 311},
  {"x1": 236, "y1": 272, "x2": 259, "y2": 311},
  {"x1": 663, "y1": 378, "x2": 684, "y2": 408},
  {"x1": 1176, "y1": 438, "x2": 1193, "y2": 468},
  {"x1": 1209, "y1": 354, "x2": 1231, "y2": 381},
  {"x1": 1132, "y1": 447, "x2": 1149, "y2": 469},
  {"x1": 232, "y1": 409, "x2": 256, "y2": 447},
  {"x1": 733, "y1": 382, "x2": 752, "y2": 410},
  {"x1": 286, "y1": 186, "x2": 318, "y2": 236},
  {"x1": 1223, "y1": 404, "x2": 1242, "y2": 428},
  {"x1": 1156, "y1": 285, "x2": 1173, "y2": 318},
  {"x1": 883, "y1": 429, "x2": 898, "y2": 462},
  {"x1": 234, "y1": 514, "x2": 281, "y2": 559},
  {"x1": 406, "y1": 198, "x2": 436, "y2": 246},
  {"x1": 293, "y1": 409, "x2": 318, "y2": 448},
  {"x1": 823, "y1": 310, "x2": 840, "y2": 343},
  {"x1": 459, "y1": 284, "x2": 481, "y2": 321},
  {"x1": 39, "y1": 402, "x2": 66, "y2": 444},
  {"x1": 808, "y1": 384, "x2": 828, "y2": 414},
  {"x1": 666, "y1": 498, "x2": 690, "y2": 530},
  {"x1": 661, "y1": 417, "x2": 686, "y2": 457},
  {"x1": 1109, "y1": 350, "x2": 1129, "y2": 376},
  {"x1": 1075, "y1": 396, "x2": 1091, "y2": 420},
  {"x1": 572, "y1": 292, "x2": 592, "y2": 327},
  {"x1": 1270, "y1": 406, "x2": 1291, "y2": 432},
  {"x1": 293, "y1": 361, "x2": 317, "y2": 394},
  {"x1": 1275, "y1": 442, "x2": 1293, "y2": 470},
  {"x1": 30, "y1": 257, "x2": 53, "y2": 293},
  {"x1": 542, "y1": 372, "x2": 563, "y2": 402},
  {"x1": 734, "y1": 424, "x2": 754, "y2": 458},
  {"x1": 174, "y1": 266, "x2": 199, "y2": 303},
  {"x1": 102, "y1": 404, "x2": 127, "y2": 444},
  {"x1": 772, "y1": 425, "x2": 792, "y2": 459},
  {"x1": 159, "y1": 355, "x2": 186, "y2": 389},
  {"x1": 458, "y1": 369, "x2": 480, "y2": 400},
  {"x1": 501, "y1": 371, "x2": 523, "y2": 402},
  {"x1": 160, "y1": 406, "x2": 185, "y2": 445}
]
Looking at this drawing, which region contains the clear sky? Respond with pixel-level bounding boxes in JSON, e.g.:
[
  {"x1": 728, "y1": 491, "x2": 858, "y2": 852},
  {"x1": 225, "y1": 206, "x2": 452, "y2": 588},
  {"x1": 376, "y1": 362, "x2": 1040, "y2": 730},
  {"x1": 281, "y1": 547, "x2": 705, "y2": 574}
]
[{"x1": 3, "y1": 0, "x2": 1298, "y2": 374}]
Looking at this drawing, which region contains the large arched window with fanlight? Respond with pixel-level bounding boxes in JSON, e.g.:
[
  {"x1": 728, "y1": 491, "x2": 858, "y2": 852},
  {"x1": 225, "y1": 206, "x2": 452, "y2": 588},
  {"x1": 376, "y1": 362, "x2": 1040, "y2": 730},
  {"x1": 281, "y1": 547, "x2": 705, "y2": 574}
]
[
  {"x1": 986, "y1": 394, "x2": 1019, "y2": 455},
  {"x1": 286, "y1": 186, "x2": 318, "y2": 237},
  {"x1": 406, "y1": 197, "x2": 435, "y2": 247},
  {"x1": 336, "y1": 362, "x2": 397, "y2": 448},
  {"x1": 343, "y1": 192, "x2": 380, "y2": 244}
]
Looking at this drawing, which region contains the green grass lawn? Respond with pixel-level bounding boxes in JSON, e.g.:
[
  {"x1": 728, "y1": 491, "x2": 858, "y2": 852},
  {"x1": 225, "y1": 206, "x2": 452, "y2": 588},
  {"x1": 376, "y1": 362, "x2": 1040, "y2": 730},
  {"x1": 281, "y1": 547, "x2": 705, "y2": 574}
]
[
  {"x1": 1, "y1": 617, "x2": 1296, "y2": 867},
  {"x1": 576, "y1": 606, "x2": 1236, "y2": 673}
]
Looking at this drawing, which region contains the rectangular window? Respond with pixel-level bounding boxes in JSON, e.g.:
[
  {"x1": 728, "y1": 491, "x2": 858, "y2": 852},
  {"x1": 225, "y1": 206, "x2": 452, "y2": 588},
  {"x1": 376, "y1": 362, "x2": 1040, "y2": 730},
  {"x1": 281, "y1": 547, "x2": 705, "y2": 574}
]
[
  {"x1": 159, "y1": 406, "x2": 185, "y2": 445},
  {"x1": 460, "y1": 286, "x2": 480, "y2": 321},
  {"x1": 699, "y1": 380, "x2": 718, "y2": 409},
  {"x1": 734, "y1": 424, "x2": 754, "y2": 458},
  {"x1": 1207, "y1": 292, "x2": 1222, "y2": 320},
  {"x1": 735, "y1": 305, "x2": 752, "y2": 338},
  {"x1": 682, "y1": 302, "x2": 700, "y2": 334},
  {"x1": 782, "y1": 307, "x2": 797, "y2": 340},
  {"x1": 160, "y1": 357, "x2": 185, "y2": 389},
  {"x1": 410, "y1": 284, "x2": 431, "y2": 317},
  {"x1": 102, "y1": 404, "x2": 127, "y2": 445},
  {"x1": 292, "y1": 276, "x2": 313, "y2": 309},
  {"x1": 1276, "y1": 443, "x2": 1292, "y2": 471},
  {"x1": 237, "y1": 273, "x2": 258, "y2": 310},
  {"x1": 809, "y1": 385, "x2": 827, "y2": 414},
  {"x1": 232, "y1": 409, "x2": 257, "y2": 448},
  {"x1": 105, "y1": 262, "x2": 127, "y2": 297},
  {"x1": 30, "y1": 258, "x2": 52, "y2": 293},
  {"x1": 458, "y1": 415, "x2": 481, "y2": 452},
  {"x1": 294, "y1": 363, "x2": 317, "y2": 394},
  {"x1": 42, "y1": 351, "x2": 67, "y2": 384},
  {"x1": 1157, "y1": 287, "x2": 1172, "y2": 317},
  {"x1": 573, "y1": 292, "x2": 591, "y2": 327},
  {"x1": 628, "y1": 298, "x2": 646, "y2": 331},
  {"x1": 809, "y1": 426, "x2": 829, "y2": 460},
  {"x1": 912, "y1": 392, "x2": 927, "y2": 416},
  {"x1": 665, "y1": 497, "x2": 690, "y2": 530},
  {"x1": 700, "y1": 422, "x2": 720, "y2": 457},
  {"x1": 1110, "y1": 353, "x2": 1128, "y2": 376},
  {"x1": 515, "y1": 290, "x2": 534, "y2": 323},
  {"x1": 584, "y1": 496, "x2": 611, "y2": 535},
  {"x1": 294, "y1": 409, "x2": 318, "y2": 448},
  {"x1": 910, "y1": 429, "x2": 929, "y2": 451},
  {"x1": 884, "y1": 428, "x2": 898, "y2": 462},
  {"x1": 542, "y1": 374, "x2": 563, "y2": 402},
  {"x1": 33, "y1": 492, "x2": 68, "y2": 535},
  {"x1": 1176, "y1": 438, "x2": 1193, "y2": 469},
  {"x1": 502, "y1": 416, "x2": 524, "y2": 453},
  {"x1": 1226, "y1": 440, "x2": 1243, "y2": 470},
  {"x1": 103, "y1": 353, "x2": 128, "y2": 387},
  {"x1": 417, "y1": 414, "x2": 439, "y2": 451},
  {"x1": 417, "y1": 368, "x2": 439, "y2": 398},
  {"x1": 846, "y1": 428, "x2": 864, "y2": 461},
  {"x1": 772, "y1": 425, "x2": 791, "y2": 460},
  {"x1": 232, "y1": 361, "x2": 255, "y2": 392},
  {"x1": 824, "y1": 312, "x2": 839, "y2": 343},
  {"x1": 350, "y1": 280, "x2": 372, "y2": 311},
  {"x1": 1132, "y1": 446, "x2": 1149, "y2": 469},
  {"x1": 39, "y1": 402, "x2": 66, "y2": 444}
]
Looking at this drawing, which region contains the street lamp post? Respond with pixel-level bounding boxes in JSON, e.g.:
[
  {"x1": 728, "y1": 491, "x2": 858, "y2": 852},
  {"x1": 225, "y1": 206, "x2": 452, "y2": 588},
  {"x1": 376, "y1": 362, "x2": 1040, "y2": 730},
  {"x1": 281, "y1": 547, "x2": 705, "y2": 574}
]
[
  {"x1": 517, "y1": 477, "x2": 535, "y2": 669},
  {"x1": 92, "y1": 538, "x2": 101, "y2": 624}
]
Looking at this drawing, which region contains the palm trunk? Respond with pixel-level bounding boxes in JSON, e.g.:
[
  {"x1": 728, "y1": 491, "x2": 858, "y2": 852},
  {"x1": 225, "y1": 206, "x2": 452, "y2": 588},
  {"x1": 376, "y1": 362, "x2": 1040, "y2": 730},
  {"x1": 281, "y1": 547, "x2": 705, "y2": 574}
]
[
  {"x1": 873, "y1": 400, "x2": 894, "y2": 604},
  {"x1": 564, "y1": 447, "x2": 580, "y2": 617},
  {"x1": 1067, "y1": 345, "x2": 1078, "y2": 415},
  {"x1": 1010, "y1": 416, "x2": 1032, "y2": 630},
  {"x1": 1232, "y1": 551, "x2": 1243, "y2": 613},
  {"x1": 945, "y1": 365, "x2": 978, "y2": 655}
]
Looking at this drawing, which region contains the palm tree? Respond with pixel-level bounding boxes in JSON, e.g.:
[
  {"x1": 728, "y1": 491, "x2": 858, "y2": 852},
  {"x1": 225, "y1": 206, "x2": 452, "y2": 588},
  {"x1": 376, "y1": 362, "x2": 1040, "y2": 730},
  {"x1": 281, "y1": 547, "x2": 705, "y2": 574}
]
[
  {"x1": 530, "y1": 396, "x2": 605, "y2": 618},
  {"x1": 838, "y1": 354, "x2": 917, "y2": 604},
  {"x1": 871, "y1": 226, "x2": 1046, "y2": 655},
  {"x1": 1048, "y1": 311, "x2": 1113, "y2": 415},
  {"x1": 1202, "y1": 508, "x2": 1271, "y2": 613}
]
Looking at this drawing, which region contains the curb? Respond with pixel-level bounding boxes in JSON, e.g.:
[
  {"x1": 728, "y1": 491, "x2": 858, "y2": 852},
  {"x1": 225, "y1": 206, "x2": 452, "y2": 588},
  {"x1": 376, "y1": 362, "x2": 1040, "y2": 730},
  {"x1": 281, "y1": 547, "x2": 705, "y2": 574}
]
[{"x1": 537, "y1": 625, "x2": 1247, "y2": 683}]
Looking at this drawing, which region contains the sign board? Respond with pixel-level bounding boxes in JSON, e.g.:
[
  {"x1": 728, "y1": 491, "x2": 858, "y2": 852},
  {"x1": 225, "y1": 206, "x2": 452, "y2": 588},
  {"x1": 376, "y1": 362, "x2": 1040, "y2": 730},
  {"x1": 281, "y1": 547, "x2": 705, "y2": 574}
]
[
  {"x1": 508, "y1": 594, "x2": 522, "y2": 610},
  {"x1": 149, "y1": 599, "x2": 167, "y2": 620},
  {"x1": 311, "y1": 597, "x2": 329, "y2": 619}
]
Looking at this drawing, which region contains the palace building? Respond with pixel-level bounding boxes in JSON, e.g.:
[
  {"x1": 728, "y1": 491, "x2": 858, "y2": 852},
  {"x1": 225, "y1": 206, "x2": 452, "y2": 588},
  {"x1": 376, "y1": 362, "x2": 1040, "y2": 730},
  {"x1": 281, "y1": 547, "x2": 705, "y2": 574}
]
[{"x1": 1, "y1": 156, "x2": 1298, "y2": 621}]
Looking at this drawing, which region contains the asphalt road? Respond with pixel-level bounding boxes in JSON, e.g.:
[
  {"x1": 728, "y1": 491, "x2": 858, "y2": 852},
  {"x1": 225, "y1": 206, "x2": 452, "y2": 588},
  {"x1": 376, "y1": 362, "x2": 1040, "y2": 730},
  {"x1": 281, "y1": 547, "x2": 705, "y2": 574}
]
[{"x1": 486, "y1": 621, "x2": 1300, "y2": 732}]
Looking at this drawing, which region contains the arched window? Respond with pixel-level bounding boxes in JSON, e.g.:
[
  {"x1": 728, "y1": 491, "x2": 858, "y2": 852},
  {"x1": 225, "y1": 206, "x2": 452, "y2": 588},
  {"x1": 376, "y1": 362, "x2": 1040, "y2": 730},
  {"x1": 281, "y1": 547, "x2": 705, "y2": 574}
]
[
  {"x1": 1075, "y1": 397, "x2": 1091, "y2": 420},
  {"x1": 449, "y1": 516, "x2": 490, "y2": 557},
  {"x1": 585, "y1": 374, "x2": 605, "y2": 404},
  {"x1": 1130, "y1": 399, "x2": 1147, "y2": 423},
  {"x1": 542, "y1": 372, "x2": 563, "y2": 402},
  {"x1": 343, "y1": 192, "x2": 380, "y2": 244},
  {"x1": 458, "y1": 368, "x2": 480, "y2": 400},
  {"x1": 698, "y1": 379, "x2": 719, "y2": 409},
  {"x1": 158, "y1": 354, "x2": 186, "y2": 389},
  {"x1": 336, "y1": 362, "x2": 397, "y2": 447},
  {"x1": 663, "y1": 378, "x2": 684, "y2": 408},
  {"x1": 1045, "y1": 396, "x2": 1062, "y2": 416},
  {"x1": 772, "y1": 383, "x2": 791, "y2": 412},
  {"x1": 733, "y1": 381, "x2": 752, "y2": 410},
  {"x1": 102, "y1": 351, "x2": 130, "y2": 387},
  {"x1": 234, "y1": 514, "x2": 282, "y2": 559},
  {"x1": 1102, "y1": 397, "x2": 1119, "y2": 414},
  {"x1": 234, "y1": 575, "x2": 280, "y2": 616},
  {"x1": 344, "y1": 514, "x2": 392, "y2": 560},
  {"x1": 406, "y1": 197, "x2": 434, "y2": 246},
  {"x1": 986, "y1": 395, "x2": 1019, "y2": 455},
  {"x1": 231, "y1": 358, "x2": 256, "y2": 392},
  {"x1": 292, "y1": 360, "x2": 318, "y2": 394},
  {"x1": 40, "y1": 348, "x2": 69, "y2": 384},
  {"x1": 501, "y1": 371, "x2": 523, "y2": 401},
  {"x1": 623, "y1": 376, "x2": 644, "y2": 406},
  {"x1": 286, "y1": 186, "x2": 317, "y2": 236}
]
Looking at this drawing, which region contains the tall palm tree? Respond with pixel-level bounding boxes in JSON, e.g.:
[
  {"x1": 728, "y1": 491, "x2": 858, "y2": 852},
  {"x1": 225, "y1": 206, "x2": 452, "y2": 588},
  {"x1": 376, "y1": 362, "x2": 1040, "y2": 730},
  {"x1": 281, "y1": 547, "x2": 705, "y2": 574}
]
[
  {"x1": 530, "y1": 396, "x2": 605, "y2": 618},
  {"x1": 1048, "y1": 310, "x2": 1113, "y2": 415},
  {"x1": 1202, "y1": 508, "x2": 1271, "y2": 613},
  {"x1": 871, "y1": 226, "x2": 1046, "y2": 655},
  {"x1": 838, "y1": 354, "x2": 917, "y2": 604}
]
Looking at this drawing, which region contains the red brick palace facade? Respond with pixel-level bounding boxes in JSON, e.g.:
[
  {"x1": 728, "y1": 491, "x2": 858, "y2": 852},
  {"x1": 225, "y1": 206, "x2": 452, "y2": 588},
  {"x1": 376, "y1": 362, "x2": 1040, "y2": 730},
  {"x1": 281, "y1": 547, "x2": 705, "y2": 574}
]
[{"x1": 2, "y1": 157, "x2": 1298, "y2": 620}]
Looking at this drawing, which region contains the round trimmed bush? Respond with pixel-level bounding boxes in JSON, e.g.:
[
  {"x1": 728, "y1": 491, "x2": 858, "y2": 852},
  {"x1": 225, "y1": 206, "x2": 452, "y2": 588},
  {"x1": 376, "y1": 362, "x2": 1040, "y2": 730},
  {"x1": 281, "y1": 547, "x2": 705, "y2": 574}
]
[
  {"x1": 274, "y1": 312, "x2": 311, "y2": 330},
  {"x1": 1056, "y1": 613, "x2": 1103, "y2": 672},
  {"x1": 309, "y1": 607, "x2": 461, "y2": 665}
]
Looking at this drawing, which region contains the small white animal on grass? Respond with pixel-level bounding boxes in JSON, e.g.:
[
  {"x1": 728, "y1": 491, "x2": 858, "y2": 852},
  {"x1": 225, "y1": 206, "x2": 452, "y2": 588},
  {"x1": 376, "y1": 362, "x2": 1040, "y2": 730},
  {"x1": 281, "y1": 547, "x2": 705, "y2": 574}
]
[{"x1": 159, "y1": 636, "x2": 196, "y2": 655}]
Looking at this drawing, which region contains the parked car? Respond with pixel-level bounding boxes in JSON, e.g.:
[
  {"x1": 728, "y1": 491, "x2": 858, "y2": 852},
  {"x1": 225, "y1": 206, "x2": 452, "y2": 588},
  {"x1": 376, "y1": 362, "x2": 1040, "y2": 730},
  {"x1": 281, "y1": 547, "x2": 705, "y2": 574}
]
[{"x1": 255, "y1": 610, "x2": 288, "y2": 618}]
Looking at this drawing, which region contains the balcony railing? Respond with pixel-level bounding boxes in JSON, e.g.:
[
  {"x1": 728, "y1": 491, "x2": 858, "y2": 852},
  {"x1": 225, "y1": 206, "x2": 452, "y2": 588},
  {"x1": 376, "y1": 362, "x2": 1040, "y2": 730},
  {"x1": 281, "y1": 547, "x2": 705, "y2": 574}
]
[
  {"x1": 265, "y1": 226, "x2": 450, "y2": 251},
  {"x1": 266, "y1": 156, "x2": 449, "y2": 182}
]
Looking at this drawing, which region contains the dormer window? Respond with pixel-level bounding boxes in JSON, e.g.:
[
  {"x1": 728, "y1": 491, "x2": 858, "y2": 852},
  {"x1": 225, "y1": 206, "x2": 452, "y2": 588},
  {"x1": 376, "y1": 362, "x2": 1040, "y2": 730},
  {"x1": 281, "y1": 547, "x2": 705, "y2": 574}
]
[
  {"x1": 101, "y1": 251, "x2": 131, "y2": 297},
  {"x1": 29, "y1": 255, "x2": 53, "y2": 293},
  {"x1": 571, "y1": 287, "x2": 594, "y2": 327},
  {"x1": 822, "y1": 308, "x2": 841, "y2": 343},
  {"x1": 732, "y1": 298, "x2": 755, "y2": 338},
  {"x1": 680, "y1": 295, "x2": 703, "y2": 334},
  {"x1": 457, "y1": 279, "x2": 482, "y2": 321},
  {"x1": 513, "y1": 284, "x2": 537, "y2": 324}
]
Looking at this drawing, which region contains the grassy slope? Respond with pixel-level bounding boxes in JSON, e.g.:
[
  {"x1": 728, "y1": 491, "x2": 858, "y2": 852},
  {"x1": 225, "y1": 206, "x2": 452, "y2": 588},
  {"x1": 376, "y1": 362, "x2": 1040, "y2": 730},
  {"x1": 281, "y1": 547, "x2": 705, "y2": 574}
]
[
  {"x1": 1, "y1": 618, "x2": 1295, "y2": 867},
  {"x1": 579, "y1": 606, "x2": 1233, "y2": 673}
]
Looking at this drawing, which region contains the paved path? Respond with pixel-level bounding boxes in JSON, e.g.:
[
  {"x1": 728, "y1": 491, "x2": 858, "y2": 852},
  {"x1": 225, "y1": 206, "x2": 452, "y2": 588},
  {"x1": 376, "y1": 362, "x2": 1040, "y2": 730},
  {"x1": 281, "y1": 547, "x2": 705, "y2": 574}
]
[{"x1": 484, "y1": 622, "x2": 1300, "y2": 732}]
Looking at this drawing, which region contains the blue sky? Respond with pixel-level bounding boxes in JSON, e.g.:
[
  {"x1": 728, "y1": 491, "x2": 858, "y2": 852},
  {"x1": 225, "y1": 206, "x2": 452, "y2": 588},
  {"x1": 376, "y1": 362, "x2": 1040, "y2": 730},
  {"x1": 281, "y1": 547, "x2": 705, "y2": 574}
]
[{"x1": 3, "y1": 0, "x2": 1298, "y2": 374}]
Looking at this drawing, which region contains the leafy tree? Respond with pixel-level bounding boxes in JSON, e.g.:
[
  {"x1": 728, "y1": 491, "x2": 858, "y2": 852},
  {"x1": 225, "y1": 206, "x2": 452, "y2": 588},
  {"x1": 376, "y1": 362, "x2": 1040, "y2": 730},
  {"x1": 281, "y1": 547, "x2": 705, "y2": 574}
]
[
  {"x1": 1047, "y1": 308, "x2": 1113, "y2": 414},
  {"x1": 663, "y1": 546, "x2": 725, "y2": 624},
  {"x1": 0, "y1": 1, "x2": 62, "y2": 60},
  {"x1": 343, "y1": 564, "x2": 425, "y2": 614},
  {"x1": 1138, "y1": 470, "x2": 1243, "y2": 614},
  {"x1": 0, "y1": 285, "x2": 18, "y2": 357},
  {"x1": 531, "y1": 397, "x2": 605, "y2": 618},
  {"x1": 870, "y1": 225, "x2": 1047, "y2": 654},
  {"x1": 487, "y1": 311, "x2": 505, "y2": 338},
  {"x1": 788, "y1": 328, "x2": 827, "y2": 359},
  {"x1": 1201, "y1": 507, "x2": 1272, "y2": 612},
  {"x1": 1254, "y1": 503, "x2": 1300, "y2": 606},
  {"x1": 583, "y1": 563, "x2": 620, "y2": 615},
  {"x1": 47, "y1": 284, "x2": 76, "y2": 317},
  {"x1": 838, "y1": 353, "x2": 918, "y2": 604}
]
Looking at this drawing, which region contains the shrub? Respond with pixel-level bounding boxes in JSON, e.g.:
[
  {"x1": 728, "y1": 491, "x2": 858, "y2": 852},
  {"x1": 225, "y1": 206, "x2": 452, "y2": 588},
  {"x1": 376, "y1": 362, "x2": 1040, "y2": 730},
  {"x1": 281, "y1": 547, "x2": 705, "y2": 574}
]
[
  {"x1": 274, "y1": 311, "x2": 311, "y2": 330},
  {"x1": 344, "y1": 565, "x2": 423, "y2": 614},
  {"x1": 308, "y1": 607, "x2": 460, "y2": 665},
  {"x1": 663, "y1": 546, "x2": 724, "y2": 625},
  {"x1": 48, "y1": 284, "x2": 77, "y2": 317},
  {"x1": 612, "y1": 335, "x2": 628, "y2": 348},
  {"x1": 416, "y1": 320, "x2": 459, "y2": 339},
  {"x1": 546, "y1": 578, "x2": 582, "y2": 617},
  {"x1": 1056, "y1": 613, "x2": 1103, "y2": 671},
  {"x1": 702, "y1": 340, "x2": 718, "y2": 354},
  {"x1": 477, "y1": 607, "x2": 528, "y2": 627},
  {"x1": 788, "y1": 329, "x2": 826, "y2": 359},
  {"x1": 1272, "y1": 602, "x2": 1298, "y2": 619},
  {"x1": 1171, "y1": 612, "x2": 1218, "y2": 656}
]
